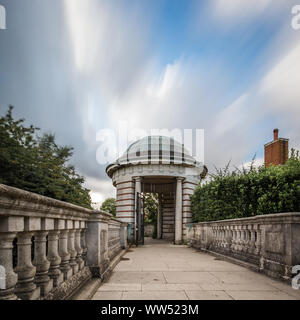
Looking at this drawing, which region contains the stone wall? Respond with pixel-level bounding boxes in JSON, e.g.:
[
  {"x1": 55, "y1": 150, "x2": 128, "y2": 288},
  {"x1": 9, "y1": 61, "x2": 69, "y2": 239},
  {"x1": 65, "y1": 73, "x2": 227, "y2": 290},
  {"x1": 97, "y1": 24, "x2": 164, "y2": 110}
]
[
  {"x1": 188, "y1": 213, "x2": 300, "y2": 281},
  {"x1": 0, "y1": 184, "x2": 127, "y2": 300}
]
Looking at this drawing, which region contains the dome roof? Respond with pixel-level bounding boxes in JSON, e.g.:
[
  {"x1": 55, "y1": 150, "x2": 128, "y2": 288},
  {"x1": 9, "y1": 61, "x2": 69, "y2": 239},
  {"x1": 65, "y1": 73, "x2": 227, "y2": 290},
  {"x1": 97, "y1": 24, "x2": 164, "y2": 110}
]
[{"x1": 106, "y1": 135, "x2": 205, "y2": 178}]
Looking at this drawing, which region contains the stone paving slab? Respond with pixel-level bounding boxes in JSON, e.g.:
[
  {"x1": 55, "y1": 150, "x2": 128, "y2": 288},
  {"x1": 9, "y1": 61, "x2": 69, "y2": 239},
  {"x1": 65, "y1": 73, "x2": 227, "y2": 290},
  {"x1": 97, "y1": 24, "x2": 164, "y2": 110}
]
[
  {"x1": 91, "y1": 238, "x2": 300, "y2": 300},
  {"x1": 226, "y1": 290, "x2": 298, "y2": 300},
  {"x1": 122, "y1": 290, "x2": 188, "y2": 300},
  {"x1": 92, "y1": 291, "x2": 123, "y2": 300},
  {"x1": 185, "y1": 290, "x2": 233, "y2": 300}
]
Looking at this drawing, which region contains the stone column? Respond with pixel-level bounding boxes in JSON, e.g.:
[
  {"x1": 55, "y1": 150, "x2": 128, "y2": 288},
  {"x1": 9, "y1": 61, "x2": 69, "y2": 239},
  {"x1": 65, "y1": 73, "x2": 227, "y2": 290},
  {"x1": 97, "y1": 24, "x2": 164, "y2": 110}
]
[
  {"x1": 47, "y1": 230, "x2": 63, "y2": 287},
  {"x1": 33, "y1": 231, "x2": 53, "y2": 296},
  {"x1": 175, "y1": 177, "x2": 184, "y2": 244},
  {"x1": 59, "y1": 229, "x2": 72, "y2": 281},
  {"x1": 115, "y1": 179, "x2": 135, "y2": 243},
  {"x1": 134, "y1": 177, "x2": 142, "y2": 243},
  {"x1": 75, "y1": 229, "x2": 84, "y2": 270},
  {"x1": 0, "y1": 233, "x2": 18, "y2": 300},
  {"x1": 157, "y1": 194, "x2": 162, "y2": 239},
  {"x1": 14, "y1": 232, "x2": 40, "y2": 300}
]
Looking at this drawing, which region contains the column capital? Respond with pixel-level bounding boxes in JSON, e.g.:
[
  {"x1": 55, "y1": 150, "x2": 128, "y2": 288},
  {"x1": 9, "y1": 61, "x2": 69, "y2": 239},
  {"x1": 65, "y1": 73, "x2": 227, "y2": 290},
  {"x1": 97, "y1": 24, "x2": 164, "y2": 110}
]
[
  {"x1": 133, "y1": 176, "x2": 142, "y2": 182},
  {"x1": 176, "y1": 176, "x2": 185, "y2": 182}
]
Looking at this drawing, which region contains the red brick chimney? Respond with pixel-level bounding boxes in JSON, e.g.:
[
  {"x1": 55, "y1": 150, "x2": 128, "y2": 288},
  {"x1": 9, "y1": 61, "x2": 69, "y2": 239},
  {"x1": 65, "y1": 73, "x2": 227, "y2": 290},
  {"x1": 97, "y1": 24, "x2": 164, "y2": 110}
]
[{"x1": 264, "y1": 129, "x2": 289, "y2": 167}]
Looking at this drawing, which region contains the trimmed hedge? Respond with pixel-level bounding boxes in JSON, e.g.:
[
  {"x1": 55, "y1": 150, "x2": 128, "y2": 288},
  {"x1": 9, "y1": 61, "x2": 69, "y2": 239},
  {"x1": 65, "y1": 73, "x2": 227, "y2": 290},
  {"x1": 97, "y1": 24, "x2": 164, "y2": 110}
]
[{"x1": 191, "y1": 150, "x2": 300, "y2": 222}]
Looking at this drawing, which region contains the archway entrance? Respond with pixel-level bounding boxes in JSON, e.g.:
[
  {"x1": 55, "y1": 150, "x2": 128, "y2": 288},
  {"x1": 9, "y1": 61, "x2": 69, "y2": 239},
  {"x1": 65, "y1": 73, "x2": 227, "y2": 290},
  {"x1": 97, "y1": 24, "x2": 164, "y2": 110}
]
[
  {"x1": 135, "y1": 177, "x2": 176, "y2": 245},
  {"x1": 142, "y1": 177, "x2": 175, "y2": 242}
]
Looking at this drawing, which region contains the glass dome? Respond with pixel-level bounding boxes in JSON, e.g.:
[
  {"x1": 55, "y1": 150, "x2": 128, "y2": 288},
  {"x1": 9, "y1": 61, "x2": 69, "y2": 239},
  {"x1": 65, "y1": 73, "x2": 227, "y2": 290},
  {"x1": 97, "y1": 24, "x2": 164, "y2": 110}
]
[{"x1": 106, "y1": 135, "x2": 203, "y2": 177}]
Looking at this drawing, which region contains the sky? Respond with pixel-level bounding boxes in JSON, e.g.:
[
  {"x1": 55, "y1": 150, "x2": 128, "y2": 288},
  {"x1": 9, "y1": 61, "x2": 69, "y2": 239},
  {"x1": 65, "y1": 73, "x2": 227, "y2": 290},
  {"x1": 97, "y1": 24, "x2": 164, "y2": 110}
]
[{"x1": 0, "y1": 0, "x2": 300, "y2": 206}]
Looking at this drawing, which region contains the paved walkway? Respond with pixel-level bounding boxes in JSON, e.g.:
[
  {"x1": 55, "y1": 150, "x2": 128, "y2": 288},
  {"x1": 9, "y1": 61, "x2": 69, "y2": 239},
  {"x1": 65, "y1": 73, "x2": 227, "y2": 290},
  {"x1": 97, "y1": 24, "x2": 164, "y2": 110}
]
[{"x1": 92, "y1": 238, "x2": 300, "y2": 300}]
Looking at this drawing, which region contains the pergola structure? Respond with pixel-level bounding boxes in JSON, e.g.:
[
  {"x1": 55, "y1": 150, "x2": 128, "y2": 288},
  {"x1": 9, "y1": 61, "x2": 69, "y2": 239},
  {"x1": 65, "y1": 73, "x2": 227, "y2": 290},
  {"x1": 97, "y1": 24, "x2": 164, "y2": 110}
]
[{"x1": 106, "y1": 136, "x2": 207, "y2": 244}]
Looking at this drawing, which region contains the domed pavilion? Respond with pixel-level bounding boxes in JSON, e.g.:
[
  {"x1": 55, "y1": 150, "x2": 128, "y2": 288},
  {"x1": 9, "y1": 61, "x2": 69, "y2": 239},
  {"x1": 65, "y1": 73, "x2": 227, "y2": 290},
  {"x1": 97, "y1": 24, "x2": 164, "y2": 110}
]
[{"x1": 106, "y1": 135, "x2": 207, "y2": 244}]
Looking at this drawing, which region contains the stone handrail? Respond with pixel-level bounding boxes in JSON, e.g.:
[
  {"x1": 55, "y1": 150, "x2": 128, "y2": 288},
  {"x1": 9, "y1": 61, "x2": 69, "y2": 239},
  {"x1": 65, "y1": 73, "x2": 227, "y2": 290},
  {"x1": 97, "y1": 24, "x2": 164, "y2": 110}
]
[
  {"x1": 188, "y1": 213, "x2": 300, "y2": 281},
  {"x1": 0, "y1": 184, "x2": 127, "y2": 300}
]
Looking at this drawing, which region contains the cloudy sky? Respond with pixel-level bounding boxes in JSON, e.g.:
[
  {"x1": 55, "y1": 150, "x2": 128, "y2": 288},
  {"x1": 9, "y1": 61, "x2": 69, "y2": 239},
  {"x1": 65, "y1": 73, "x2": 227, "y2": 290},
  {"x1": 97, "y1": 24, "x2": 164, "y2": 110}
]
[{"x1": 0, "y1": 0, "x2": 299, "y2": 205}]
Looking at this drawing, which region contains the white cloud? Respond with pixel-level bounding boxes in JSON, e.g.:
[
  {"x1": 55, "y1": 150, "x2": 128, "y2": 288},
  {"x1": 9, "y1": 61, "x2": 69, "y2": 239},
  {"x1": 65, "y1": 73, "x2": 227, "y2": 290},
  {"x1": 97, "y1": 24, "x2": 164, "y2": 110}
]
[
  {"x1": 206, "y1": 28, "x2": 300, "y2": 172},
  {"x1": 213, "y1": 0, "x2": 272, "y2": 19},
  {"x1": 63, "y1": 0, "x2": 300, "y2": 192},
  {"x1": 84, "y1": 176, "x2": 116, "y2": 206},
  {"x1": 63, "y1": 0, "x2": 103, "y2": 73},
  {"x1": 260, "y1": 42, "x2": 300, "y2": 116},
  {"x1": 212, "y1": 94, "x2": 249, "y2": 137},
  {"x1": 238, "y1": 157, "x2": 264, "y2": 171}
]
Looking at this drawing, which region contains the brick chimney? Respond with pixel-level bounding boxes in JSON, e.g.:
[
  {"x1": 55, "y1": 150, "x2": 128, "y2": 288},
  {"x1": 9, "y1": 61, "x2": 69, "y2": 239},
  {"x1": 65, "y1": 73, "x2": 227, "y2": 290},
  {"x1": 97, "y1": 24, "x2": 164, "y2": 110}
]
[{"x1": 264, "y1": 129, "x2": 289, "y2": 167}]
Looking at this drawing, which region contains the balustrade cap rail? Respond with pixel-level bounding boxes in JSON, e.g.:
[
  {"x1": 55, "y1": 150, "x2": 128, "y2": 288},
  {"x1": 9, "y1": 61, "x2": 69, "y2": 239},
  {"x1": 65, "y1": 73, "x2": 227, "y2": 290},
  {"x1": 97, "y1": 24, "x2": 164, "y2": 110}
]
[
  {"x1": 0, "y1": 184, "x2": 121, "y2": 221},
  {"x1": 81, "y1": 210, "x2": 126, "y2": 225},
  {"x1": 192, "y1": 212, "x2": 300, "y2": 226}
]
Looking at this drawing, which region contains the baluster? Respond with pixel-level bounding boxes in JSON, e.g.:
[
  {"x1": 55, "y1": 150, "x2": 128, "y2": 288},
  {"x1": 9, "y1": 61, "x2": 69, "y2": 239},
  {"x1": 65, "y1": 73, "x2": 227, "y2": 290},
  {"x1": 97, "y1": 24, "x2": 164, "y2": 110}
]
[
  {"x1": 225, "y1": 227, "x2": 230, "y2": 250},
  {"x1": 213, "y1": 228, "x2": 217, "y2": 247},
  {"x1": 250, "y1": 226, "x2": 255, "y2": 254},
  {"x1": 81, "y1": 228, "x2": 87, "y2": 263},
  {"x1": 0, "y1": 233, "x2": 18, "y2": 300},
  {"x1": 244, "y1": 227, "x2": 248, "y2": 252},
  {"x1": 245, "y1": 226, "x2": 250, "y2": 252},
  {"x1": 241, "y1": 227, "x2": 245, "y2": 252},
  {"x1": 68, "y1": 228, "x2": 79, "y2": 274},
  {"x1": 14, "y1": 232, "x2": 40, "y2": 300},
  {"x1": 231, "y1": 228, "x2": 235, "y2": 251},
  {"x1": 220, "y1": 227, "x2": 223, "y2": 248},
  {"x1": 59, "y1": 229, "x2": 72, "y2": 280},
  {"x1": 229, "y1": 227, "x2": 233, "y2": 251},
  {"x1": 33, "y1": 231, "x2": 52, "y2": 296},
  {"x1": 237, "y1": 226, "x2": 241, "y2": 251},
  {"x1": 47, "y1": 230, "x2": 63, "y2": 287},
  {"x1": 233, "y1": 227, "x2": 238, "y2": 251},
  {"x1": 222, "y1": 228, "x2": 225, "y2": 248},
  {"x1": 255, "y1": 226, "x2": 261, "y2": 255},
  {"x1": 75, "y1": 228, "x2": 84, "y2": 270}
]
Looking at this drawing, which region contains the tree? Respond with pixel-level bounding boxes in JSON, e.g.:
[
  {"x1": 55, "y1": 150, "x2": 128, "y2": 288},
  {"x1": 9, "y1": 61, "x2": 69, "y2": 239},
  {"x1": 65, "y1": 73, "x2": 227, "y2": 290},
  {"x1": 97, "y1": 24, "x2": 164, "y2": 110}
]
[
  {"x1": 143, "y1": 193, "x2": 158, "y2": 238},
  {"x1": 0, "y1": 106, "x2": 92, "y2": 209},
  {"x1": 144, "y1": 193, "x2": 158, "y2": 224},
  {"x1": 100, "y1": 198, "x2": 116, "y2": 216}
]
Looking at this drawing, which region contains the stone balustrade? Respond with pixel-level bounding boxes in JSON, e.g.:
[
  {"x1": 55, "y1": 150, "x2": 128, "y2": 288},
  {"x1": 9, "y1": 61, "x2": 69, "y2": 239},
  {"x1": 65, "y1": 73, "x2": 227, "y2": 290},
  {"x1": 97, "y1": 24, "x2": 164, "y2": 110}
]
[
  {"x1": 188, "y1": 213, "x2": 300, "y2": 281},
  {"x1": 0, "y1": 184, "x2": 128, "y2": 300}
]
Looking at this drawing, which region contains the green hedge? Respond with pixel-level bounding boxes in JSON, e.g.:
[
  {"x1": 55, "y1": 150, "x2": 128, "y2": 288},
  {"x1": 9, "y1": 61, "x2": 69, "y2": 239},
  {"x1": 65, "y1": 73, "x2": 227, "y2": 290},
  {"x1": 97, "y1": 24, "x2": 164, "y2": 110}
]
[{"x1": 191, "y1": 150, "x2": 300, "y2": 222}]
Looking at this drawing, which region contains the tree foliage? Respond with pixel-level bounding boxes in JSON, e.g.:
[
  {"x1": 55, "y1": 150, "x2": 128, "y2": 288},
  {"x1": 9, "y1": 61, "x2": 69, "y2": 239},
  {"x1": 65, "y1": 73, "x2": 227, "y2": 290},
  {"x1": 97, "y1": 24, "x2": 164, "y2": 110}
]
[
  {"x1": 191, "y1": 150, "x2": 300, "y2": 222},
  {"x1": 0, "y1": 106, "x2": 92, "y2": 209},
  {"x1": 143, "y1": 193, "x2": 158, "y2": 239},
  {"x1": 144, "y1": 193, "x2": 158, "y2": 224},
  {"x1": 100, "y1": 198, "x2": 116, "y2": 216}
]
